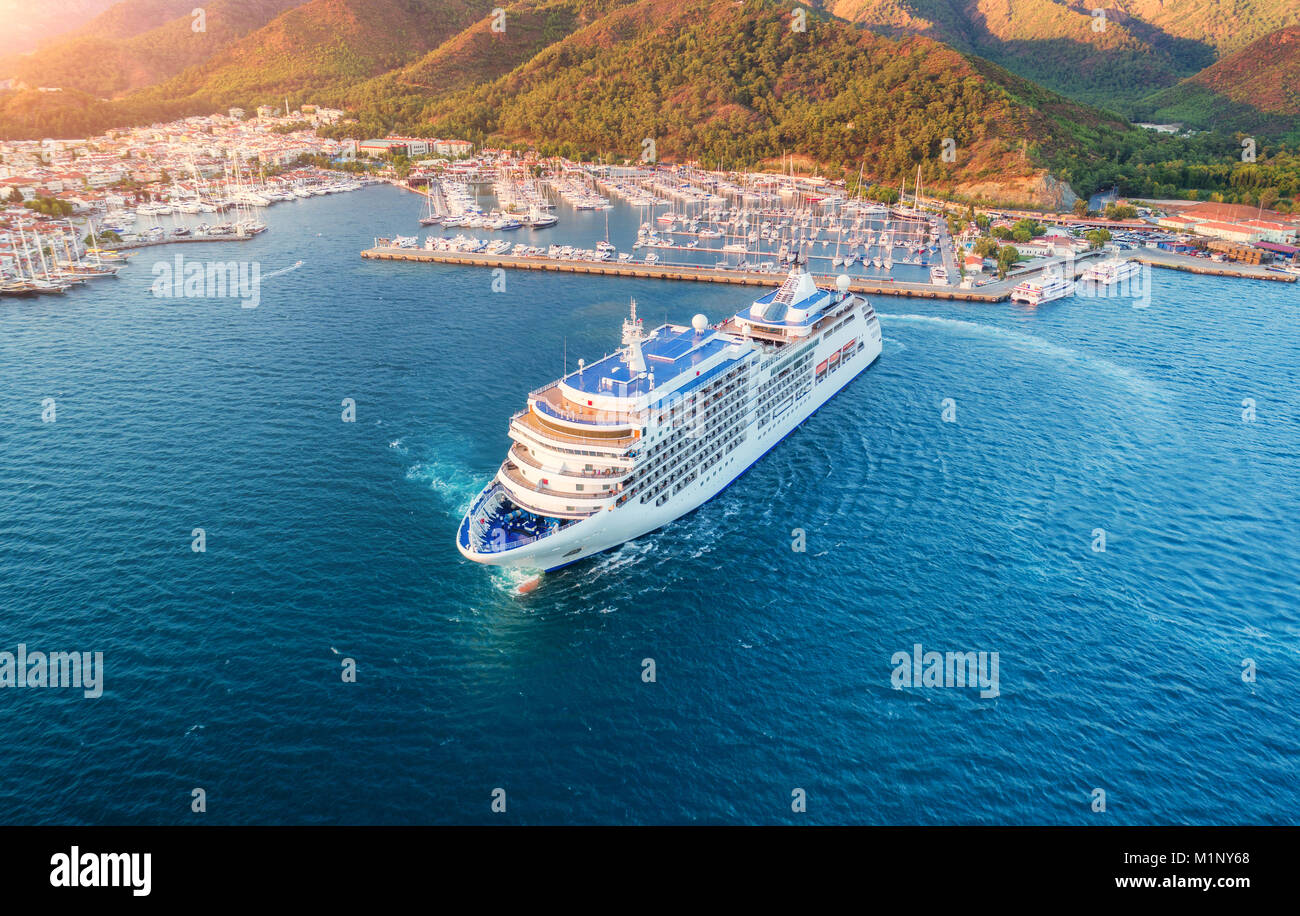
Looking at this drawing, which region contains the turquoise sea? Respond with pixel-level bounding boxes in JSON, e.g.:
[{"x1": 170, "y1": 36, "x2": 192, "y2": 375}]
[{"x1": 1, "y1": 184, "x2": 1296, "y2": 824}]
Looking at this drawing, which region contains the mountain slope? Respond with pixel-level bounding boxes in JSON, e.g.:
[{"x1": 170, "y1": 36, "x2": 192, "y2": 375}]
[
  {"x1": 0, "y1": 0, "x2": 1212, "y2": 209},
  {"x1": 815, "y1": 0, "x2": 1300, "y2": 113},
  {"x1": 126, "y1": 0, "x2": 498, "y2": 108},
  {"x1": 0, "y1": 0, "x2": 120, "y2": 56},
  {"x1": 1142, "y1": 26, "x2": 1300, "y2": 138},
  {"x1": 411, "y1": 0, "x2": 1123, "y2": 204},
  {"x1": 336, "y1": 0, "x2": 628, "y2": 129},
  {"x1": 0, "y1": 0, "x2": 308, "y2": 96}
]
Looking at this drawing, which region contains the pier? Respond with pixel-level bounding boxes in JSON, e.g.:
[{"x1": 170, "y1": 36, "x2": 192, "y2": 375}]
[
  {"x1": 360, "y1": 242, "x2": 1293, "y2": 301},
  {"x1": 105, "y1": 233, "x2": 259, "y2": 252},
  {"x1": 360, "y1": 246, "x2": 1010, "y2": 301},
  {"x1": 1130, "y1": 249, "x2": 1295, "y2": 282}
]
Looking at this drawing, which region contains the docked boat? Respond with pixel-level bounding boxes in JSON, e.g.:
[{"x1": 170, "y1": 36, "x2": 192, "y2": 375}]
[
  {"x1": 1081, "y1": 257, "x2": 1141, "y2": 285},
  {"x1": 1011, "y1": 272, "x2": 1076, "y2": 305},
  {"x1": 457, "y1": 268, "x2": 883, "y2": 570}
]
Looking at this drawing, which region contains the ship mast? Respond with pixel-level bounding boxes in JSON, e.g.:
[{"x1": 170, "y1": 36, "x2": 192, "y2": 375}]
[{"x1": 622, "y1": 298, "x2": 648, "y2": 373}]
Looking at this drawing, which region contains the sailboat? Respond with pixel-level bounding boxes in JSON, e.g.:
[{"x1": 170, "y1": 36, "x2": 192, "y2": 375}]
[{"x1": 419, "y1": 180, "x2": 443, "y2": 225}]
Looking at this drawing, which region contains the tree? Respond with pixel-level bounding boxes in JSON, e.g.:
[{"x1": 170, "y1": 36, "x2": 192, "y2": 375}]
[
  {"x1": 1085, "y1": 229, "x2": 1111, "y2": 249},
  {"x1": 1072, "y1": 198, "x2": 1089, "y2": 217},
  {"x1": 867, "y1": 185, "x2": 899, "y2": 204},
  {"x1": 85, "y1": 230, "x2": 121, "y2": 245},
  {"x1": 996, "y1": 245, "x2": 1019, "y2": 278},
  {"x1": 1013, "y1": 218, "x2": 1044, "y2": 237},
  {"x1": 974, "y1": 237, "x2": 998, "y2": 258}
]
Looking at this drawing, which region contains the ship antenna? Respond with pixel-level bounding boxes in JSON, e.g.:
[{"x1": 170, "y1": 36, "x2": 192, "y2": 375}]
[{"x1": 622, "y1": 297, "x2": 648, "y2": 374}]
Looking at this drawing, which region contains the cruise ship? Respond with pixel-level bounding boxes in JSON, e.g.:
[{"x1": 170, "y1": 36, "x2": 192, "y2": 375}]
[
  {"x1": 457, "y1": 267, "x2": 883, "y2": 570},
  {"x1": 1080, "y1": 257, "x2": 1141, "y2": 285},
  {"x1": 1010, "y1": 272, "x2": 1075, "y2": 305}
]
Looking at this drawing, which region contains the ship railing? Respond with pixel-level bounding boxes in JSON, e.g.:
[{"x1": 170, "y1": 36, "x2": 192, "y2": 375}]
[
  {"x1": 511, "y1": 411, "x2": 639, "y2": 450},
  {"x1": 530, "y1": 396, "x2": 638, "y2": 428},
  {"x1": 509, "y1": 445, "x2": 631, "y2": 478},
  {"x1": 464, "y1": 482, "x2": 570, "y2": 553},
  {"x1": 501, "y1": 462, "x2": 620, "y2": 500}
]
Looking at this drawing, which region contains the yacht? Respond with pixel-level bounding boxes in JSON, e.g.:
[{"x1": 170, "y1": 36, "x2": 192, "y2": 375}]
[
  {"x1": 1011, "y1": 272, "x2": 1076, "y2": 305},
  {"x1": 1081, "y1": 257, "x2": 1141, "y2": 285}
]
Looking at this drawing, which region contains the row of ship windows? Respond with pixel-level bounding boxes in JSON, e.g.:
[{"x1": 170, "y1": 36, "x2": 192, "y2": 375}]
[
  {"x1": 649, "y1": 365, "x2": 749, "y2": 425},
  {"x1": 648, "y1": 431, "x2": 748, "y2": 506},
  {"x1": 827, "y1": 313, "x2": 859, "y2": 337},
  {"x1": 633, "y1": 407, "x2": 745, "y2": 499},
  {"x1": 638, "y1": 421, "x2": 747, "y2": 505},
  {"x1": 816, "y1": 340, "x2": 866, "y2": 384},
  {"x1": 762, "y1": 338, "x2": 817, "y2": 374},
  {"x1": 757, "y1": 355, "x2": 814, "y2": 408}
]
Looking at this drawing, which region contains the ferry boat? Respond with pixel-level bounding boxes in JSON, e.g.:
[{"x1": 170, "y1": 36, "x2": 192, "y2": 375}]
[
  {"x1": 929, "y1": 265, "x2": 949, "y2": 286},
  {"x1": 457, "y1": 267, "x2": 883, "y2": 571},
  {"x1": 1080, "y1": 257, "x2": 1140, "y2": 285},
  {"x1": 1010, "y1": 273, "x2": 1075, "y2": 305}
]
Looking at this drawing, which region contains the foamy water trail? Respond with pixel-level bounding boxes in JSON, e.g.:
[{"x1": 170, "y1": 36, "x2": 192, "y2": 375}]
[
  {"x1": 405, "y1": 455, "x2": 488, "y2": 513},
  {"x1": 487, "y1": 565, "x2": 544, "y2": 597},
  {"x1": 876, "y1": 313, "x2": 1159, "y2": 397}
]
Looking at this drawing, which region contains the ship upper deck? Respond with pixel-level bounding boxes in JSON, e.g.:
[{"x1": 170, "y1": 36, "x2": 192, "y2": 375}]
[
  {"x1": 732, "y1": 267, "x2": 836, "y2": 330},
  {"x1": 741, "y1": 286, "x2": 829, "y2": 327},
  {"x1": 560, "y1": 325, "x2": 735, "y2": 400}
]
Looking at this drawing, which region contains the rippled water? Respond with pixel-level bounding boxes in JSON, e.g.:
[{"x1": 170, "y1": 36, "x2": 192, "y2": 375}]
[{"x1": 1, "y1": 185, "x2": 1296, "y2": 824}]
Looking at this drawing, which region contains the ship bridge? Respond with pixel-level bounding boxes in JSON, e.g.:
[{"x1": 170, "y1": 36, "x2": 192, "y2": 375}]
[{"x1": 725, "y1": 267, "x2": 850, "y2": 342}]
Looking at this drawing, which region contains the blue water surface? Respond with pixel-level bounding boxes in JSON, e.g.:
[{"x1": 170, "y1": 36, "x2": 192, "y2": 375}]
[{"x1": 1, "y1": 184, "x2": 1296, "y2": 824}]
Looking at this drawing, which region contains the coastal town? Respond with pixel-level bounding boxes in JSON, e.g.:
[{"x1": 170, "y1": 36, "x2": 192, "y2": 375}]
[{"x1": 3, "y1": 107, "x2": 1299, "y2": 300}]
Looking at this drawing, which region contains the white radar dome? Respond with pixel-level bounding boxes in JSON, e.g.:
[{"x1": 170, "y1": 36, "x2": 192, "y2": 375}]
[
  {"x1": 691, "y1": 314, "x2": 708, "y2": 332},
  {"x1": 836, "y1": 274, "x2": 851, "y2": 293}
]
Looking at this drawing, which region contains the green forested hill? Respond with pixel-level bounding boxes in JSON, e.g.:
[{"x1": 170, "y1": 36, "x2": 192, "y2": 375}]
[
  {"x1": 1140, "y1": 26, "x2": 1300, "y2": 140},
  {"x1": 815, "y1": 0, "x2": 1300, "y2": 118},
  {"x1": 0, "y1": 0, "x2": 1294, "y2": 209}
]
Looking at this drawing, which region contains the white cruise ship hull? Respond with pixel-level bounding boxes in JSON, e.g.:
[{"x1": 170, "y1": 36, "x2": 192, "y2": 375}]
[{"x1": 458, "y1": 294, "x2": 882, "y2": 572}]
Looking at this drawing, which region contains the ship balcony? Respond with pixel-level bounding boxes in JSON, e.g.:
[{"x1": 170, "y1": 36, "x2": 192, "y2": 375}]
[
  {"x1": 509, "y1": 409, "x2": 640, "y2": 455},
  {"x1": 508, "y1": 444, "x2": 632, "y2": 481},
  {"x1": 721, "y1": 319, "x2": 797, "y2": 344},
  {"x1": 498, "y1": 461, "x2": 618, "y2": 517},
  {"x1": 530, "y1": 385, "x2": 641, "y2": 430}
]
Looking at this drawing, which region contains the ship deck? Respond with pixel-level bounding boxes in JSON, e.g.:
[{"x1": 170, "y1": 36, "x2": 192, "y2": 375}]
[{"x1": 561, "y1": 326, "x2": 734, "y2": 399}]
